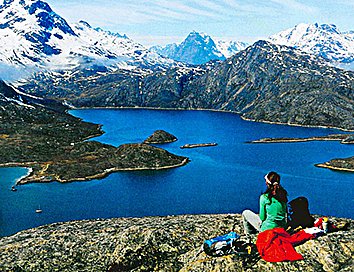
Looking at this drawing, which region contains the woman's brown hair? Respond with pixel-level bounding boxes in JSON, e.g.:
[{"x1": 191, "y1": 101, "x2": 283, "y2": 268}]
[{"x1": 264, "y1": 171, "x2": 288, "y2": 203}]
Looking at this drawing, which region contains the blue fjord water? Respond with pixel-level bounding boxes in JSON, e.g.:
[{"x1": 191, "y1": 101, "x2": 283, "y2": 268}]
[{"x1": 1, "y1": 109, "x2": 353, "y2": 237}]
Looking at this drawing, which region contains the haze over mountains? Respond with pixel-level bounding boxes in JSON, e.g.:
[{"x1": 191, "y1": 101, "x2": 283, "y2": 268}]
[{"x1": 150, "y1": 23, "x2": 354, "y2": 68}]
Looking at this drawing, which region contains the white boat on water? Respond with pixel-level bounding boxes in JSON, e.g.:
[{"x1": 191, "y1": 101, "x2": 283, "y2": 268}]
[{"x1": 35, "y1": 206, "x2": 42, "y2": 213}]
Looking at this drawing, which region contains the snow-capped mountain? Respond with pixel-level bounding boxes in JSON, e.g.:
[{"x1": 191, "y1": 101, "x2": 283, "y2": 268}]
[
  {"x1": 216, "y1": 40, "x2": 249, "y2": 58},
  {"x1": 0, "y1": 0, "x2": 175, "y2": 70},
  {"x1": 269, "y1": 23, "x2": 354, "y2": 67},
  {"x1": 150, "y1": 31, "x2": 248, "y2": 65}
]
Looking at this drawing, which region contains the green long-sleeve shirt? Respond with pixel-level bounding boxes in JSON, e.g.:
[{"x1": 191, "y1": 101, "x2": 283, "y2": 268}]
[{"x1": 259, "y1": 193, "x2": 287, "y2": 232}]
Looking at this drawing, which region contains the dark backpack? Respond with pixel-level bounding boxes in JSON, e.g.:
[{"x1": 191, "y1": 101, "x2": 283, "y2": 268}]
[{"x1": 287, "y1": 196, "x2": 315, "y2": 232}]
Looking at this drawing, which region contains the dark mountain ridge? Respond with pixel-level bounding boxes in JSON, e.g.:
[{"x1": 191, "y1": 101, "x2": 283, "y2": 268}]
[
  {"x1": 19, "y1": 40, "x2": 354, "y2": 131},
  {"x1": 182, "y1": 40, "x2": 354, "y2": 130}
]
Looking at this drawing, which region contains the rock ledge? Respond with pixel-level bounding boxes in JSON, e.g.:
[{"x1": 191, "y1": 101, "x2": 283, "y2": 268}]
[{"x1": 0, "y1": 214, "x2": 352, "y2": 272}]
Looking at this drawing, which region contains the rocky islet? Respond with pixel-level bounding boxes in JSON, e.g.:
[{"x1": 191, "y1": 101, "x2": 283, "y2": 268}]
[{"x1": 143, "y1": 130, "x2": 178, "y2": 144}]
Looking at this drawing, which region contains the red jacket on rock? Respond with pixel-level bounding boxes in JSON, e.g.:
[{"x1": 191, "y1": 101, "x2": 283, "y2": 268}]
[{"x1": 256, "y1": 228, "x2": 315, "y2": 262}]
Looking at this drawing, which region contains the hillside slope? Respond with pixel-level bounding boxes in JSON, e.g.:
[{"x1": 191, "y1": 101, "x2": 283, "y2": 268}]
[{"x1": 19, "y1": 41, "x2": 354, "y2": 131}]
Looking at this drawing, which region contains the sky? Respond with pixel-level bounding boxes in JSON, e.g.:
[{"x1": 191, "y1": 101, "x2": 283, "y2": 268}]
[{"x1": 34, "y1": 0, "x2": 354, "y2": 46}]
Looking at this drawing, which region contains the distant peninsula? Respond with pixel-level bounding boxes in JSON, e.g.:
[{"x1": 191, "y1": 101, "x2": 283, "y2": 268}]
[
  {"x1": 250, "y1": 134, "x2": 354, "y2": 172},
  {"x1": 315, "y1": 157, "x2": 354, "y2": 172},
  {"x1": 249, "y1": 134, "x2": 354, "y2": 144},
  {"x1": 0, "y1": 81, "x2": 188, "y2": 185}
]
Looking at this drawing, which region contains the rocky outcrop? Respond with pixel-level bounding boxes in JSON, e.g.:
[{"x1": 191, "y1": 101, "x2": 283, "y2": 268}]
[
  {"x1": 143, "y1": 130, "x2": 178, "y2": 144},
  {"x1": 0, "y1": 214, "x2": 352, "y2": 271}
]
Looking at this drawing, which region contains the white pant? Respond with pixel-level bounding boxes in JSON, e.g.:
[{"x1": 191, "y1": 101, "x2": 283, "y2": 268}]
[{"x1": 242, "y1": 209, "x2": 262, "y2": 234}]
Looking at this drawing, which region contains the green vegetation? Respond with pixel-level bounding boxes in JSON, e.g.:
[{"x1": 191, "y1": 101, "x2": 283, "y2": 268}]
[{"x1": 0, "y1": 82, "x2": 188, "y2": 184}]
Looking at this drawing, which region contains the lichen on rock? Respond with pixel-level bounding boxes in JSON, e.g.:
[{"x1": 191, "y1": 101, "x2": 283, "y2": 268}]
[{"x1": 0, "y1": 214, "x2": 352, "y2": 272}]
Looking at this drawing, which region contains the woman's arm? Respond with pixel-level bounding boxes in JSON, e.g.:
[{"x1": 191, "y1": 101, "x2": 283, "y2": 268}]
[{"x1": 259, "y1": 194, "x2": 267, "y2": 221}]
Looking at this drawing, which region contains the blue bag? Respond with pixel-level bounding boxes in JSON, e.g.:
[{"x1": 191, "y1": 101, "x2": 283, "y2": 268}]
[{"x1": 203, "y1": 231, "x2": 240, "y2": 256}]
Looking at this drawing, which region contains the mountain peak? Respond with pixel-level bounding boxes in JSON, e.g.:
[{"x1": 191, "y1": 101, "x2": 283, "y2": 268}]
[
  {"x1": 0, "y1": 0, "x2": 174, "y2": 71},
  {"x1": 0, "y1": 0, "x2": 75, "y2": 35},
  {"x1": 27, "y1": 0, "x2": 53, "y2": 15},
  {"x1": 185, "y1": 31, "x2": 212, "y2": 44},
  {"x1": 1, "y1": 0, "x2": 51, "y2": 11},
  {"x1": 269, "y1": 23, "x2": 354, "y2": 65},
  {"x1": 318, "y1": 23, "x2": 339, "y2": 34},
  {"x1": 188, "y1": 30, "x2": 208, "y2": 38},
  {"x1": 78, "y1": 20, "x2": 92, "y2": 28},
  {"x1": 150, "y1": 31, "x2": 248, "y2": 65}
]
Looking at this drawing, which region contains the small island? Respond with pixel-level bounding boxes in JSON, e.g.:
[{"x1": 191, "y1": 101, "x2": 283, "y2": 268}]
[
  {"x1": 143, "y1": 130, "x2": 178, "y2": 144},
  {"x1": 180, "y1": 143, "x2": 218, "y2": 149}
]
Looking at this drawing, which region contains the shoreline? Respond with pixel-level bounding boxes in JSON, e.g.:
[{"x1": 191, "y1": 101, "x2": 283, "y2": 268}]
[
  {"x1": 1, "y1": 107, "x2": 352, "y2": 185},
  {"x1": 144, "y1": 139, "x2": 178, "y2": 144},
  {"x1": 249, "y1": 134, "x2": 354, "y2": 144},
  {"x1": 315, "y1": 163, "x2": 354, "y2": 172},
  {"x1": 15, "y1": 167, "x2": 33, "y2": 185},
  {"x1": 180, "y1": 143, "x2": 218, "y2": 149},
  {"x1": 13, "y1": 158, "x2": 190, "y2": 185},
  {"x1": 69, "y1": 106, "x2": 354, "y2": 132}
]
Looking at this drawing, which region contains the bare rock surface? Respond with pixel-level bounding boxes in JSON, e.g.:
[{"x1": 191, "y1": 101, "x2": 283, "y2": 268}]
[{"x1": 0, "y1": 214, "x2": 352, "y2": 272}]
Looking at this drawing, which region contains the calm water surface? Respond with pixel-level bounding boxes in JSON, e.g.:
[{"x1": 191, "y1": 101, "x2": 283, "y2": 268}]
[{"x1": 1, "y1": 109, "x2": 353, "y2": 237}]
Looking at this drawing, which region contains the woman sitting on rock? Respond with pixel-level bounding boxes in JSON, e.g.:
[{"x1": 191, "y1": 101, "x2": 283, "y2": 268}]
[{"x1": 242, "y1": 171, "x2": 288, "y2": 235}]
